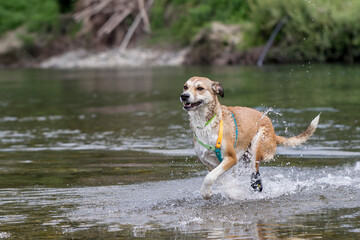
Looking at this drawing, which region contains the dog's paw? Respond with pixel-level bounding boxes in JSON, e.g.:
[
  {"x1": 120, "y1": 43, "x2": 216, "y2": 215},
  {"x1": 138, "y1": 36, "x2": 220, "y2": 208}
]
[
  {"x1": 202, "y1": 191, "x2": 212, "y2": 200},
  {"x1": 251, "y1": 179, "x2": 263, "y2": 192},
  {"x1": 251, "y1": 171, "x2": 263, "y2": 192},
  {"x1": 200, "y1": 187, "x2": 212, "y2": 200},
  {"x1": 200, "y1": 180, "x2": 213, "y2": 200}
]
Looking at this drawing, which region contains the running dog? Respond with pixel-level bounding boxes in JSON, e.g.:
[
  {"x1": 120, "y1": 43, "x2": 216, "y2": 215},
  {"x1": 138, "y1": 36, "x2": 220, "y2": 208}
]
[{"x1": 180, "y1": 76, "x2": 320, "y2": 199}]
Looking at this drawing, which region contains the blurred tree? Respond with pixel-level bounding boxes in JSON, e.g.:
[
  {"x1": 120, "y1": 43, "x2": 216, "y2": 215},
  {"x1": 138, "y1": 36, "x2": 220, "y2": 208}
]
[
  {"x1": 245, "y1": 0, "x2": 360, "y2": 63},
  {"x1": 150, "y1": 0, "x2": 249, "y2": 46},
  {"x1": 0, "y1": 0, "x2": 59, "y2": 35}
]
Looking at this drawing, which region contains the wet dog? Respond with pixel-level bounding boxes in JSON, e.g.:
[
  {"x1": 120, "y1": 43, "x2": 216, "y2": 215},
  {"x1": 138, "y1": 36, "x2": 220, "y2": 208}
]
[{"x1": 180, "y1": 76, "x2": 320, "y2": 199}]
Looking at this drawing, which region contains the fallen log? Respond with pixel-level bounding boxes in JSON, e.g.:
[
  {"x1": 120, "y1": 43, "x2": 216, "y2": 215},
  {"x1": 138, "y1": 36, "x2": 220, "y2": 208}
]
[
  {"x1": 73, "y1": 0, "x2": 153, "y2": 48},
  {"x1": 120, "y1": 0, "x2": 153, "y2": 50},
  {"x1": 97, "y1": 8, "x2": 131, "y2": 37}
]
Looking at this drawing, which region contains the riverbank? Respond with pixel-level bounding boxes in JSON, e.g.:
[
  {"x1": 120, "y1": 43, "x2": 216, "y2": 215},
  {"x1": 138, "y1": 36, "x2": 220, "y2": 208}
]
[
  {"x1": 2, "y1": 0, "x2": 360, "y2": 68},
  {"x1": 40, "y1": 47, "x2": 189, "y2": 68}
]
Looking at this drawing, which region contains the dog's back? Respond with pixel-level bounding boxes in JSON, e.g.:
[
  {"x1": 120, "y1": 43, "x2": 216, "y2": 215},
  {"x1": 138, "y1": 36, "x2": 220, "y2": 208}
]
[{"x1": 226, "y1": 106, "x2": 276, "y2": 152}]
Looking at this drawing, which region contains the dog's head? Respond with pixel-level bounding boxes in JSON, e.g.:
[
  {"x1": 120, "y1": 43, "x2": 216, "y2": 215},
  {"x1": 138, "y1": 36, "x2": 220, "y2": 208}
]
[{"x1": 180, "y1": 76, "x2": 224, "y2": 111}]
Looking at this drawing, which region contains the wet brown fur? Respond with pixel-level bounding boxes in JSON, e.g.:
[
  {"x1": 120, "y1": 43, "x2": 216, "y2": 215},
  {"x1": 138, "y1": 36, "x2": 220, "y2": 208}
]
[
  {"x1": 181, "y1": 76, "x2": 319, "y2": 199},
  {"x1": 183, "y1": 76, "x2": 318, "y2": 173}
]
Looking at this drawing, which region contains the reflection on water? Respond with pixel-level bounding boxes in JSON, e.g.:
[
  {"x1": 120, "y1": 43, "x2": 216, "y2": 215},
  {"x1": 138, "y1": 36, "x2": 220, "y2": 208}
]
[
  {"x1": 0, "y1": 65, "x2": 359, "y2": 239},
  {"x1": 1, "y1": 162, "x2": 360, "y2": 239}
]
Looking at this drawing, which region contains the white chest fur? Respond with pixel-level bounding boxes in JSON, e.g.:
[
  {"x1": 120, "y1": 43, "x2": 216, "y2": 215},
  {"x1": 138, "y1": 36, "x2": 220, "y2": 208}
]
[{"x1": 188, "y1": 110, "x2": 222, "y2": 170}]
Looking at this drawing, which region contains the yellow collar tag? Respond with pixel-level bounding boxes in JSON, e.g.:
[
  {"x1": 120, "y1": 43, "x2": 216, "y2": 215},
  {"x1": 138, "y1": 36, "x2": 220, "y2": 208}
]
[{"x1": 215, "y1": 119, "x2": 223, "y2": 149}]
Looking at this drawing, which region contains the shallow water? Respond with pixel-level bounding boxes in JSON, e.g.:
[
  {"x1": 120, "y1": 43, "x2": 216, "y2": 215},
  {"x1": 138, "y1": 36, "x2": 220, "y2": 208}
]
[{"x1": 0, "y1": 65, "x2": 359, "y2": 239}]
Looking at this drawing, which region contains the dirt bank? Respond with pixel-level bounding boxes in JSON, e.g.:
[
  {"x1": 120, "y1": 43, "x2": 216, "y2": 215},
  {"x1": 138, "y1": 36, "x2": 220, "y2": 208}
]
[{"x1": 40, "y1": 47, "x2": 189, "y2": 68}]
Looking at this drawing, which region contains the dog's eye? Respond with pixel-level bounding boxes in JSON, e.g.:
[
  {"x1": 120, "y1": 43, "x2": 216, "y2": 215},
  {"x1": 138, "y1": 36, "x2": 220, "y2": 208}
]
[
  {"x1": 197, "y1": 87, "x2": 204, "y2": 91},
  {"x1": 184, "y1": 85, "x2": 188, "y2": 90}
]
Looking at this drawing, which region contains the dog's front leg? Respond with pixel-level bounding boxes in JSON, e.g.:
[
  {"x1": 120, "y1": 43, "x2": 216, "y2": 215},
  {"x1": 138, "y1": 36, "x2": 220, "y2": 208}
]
[{"x1": 200, "y1": 155, "x2": 237, "y2": 199}]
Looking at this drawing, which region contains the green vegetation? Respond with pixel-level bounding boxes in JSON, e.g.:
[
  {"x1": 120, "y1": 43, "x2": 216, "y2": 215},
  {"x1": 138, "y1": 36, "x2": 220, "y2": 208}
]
[
  {"x1": 151, "y1": 0, "x2": 360, "y2": 63},
  {"x1": 245, "y1": 0, "x2": 360, "y2": 62},
  {"x1": 0, "y1": 0, "x2": 59, "y2": 35},
  {"x1": 150, "y1": 0, "x2": 249, "y2": 45},
  {"x1": 1, "y1": 0, "x2": 360, "y2": 64}
]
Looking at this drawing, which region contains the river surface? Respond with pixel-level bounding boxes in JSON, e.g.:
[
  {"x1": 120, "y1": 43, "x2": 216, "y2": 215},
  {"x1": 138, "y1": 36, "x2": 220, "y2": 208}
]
[{"x1": 0, "y1": 65, "x2": 359, "y2": 239}]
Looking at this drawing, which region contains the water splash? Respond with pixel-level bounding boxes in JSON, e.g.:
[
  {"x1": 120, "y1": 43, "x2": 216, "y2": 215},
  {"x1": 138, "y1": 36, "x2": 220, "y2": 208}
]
[{"x1": 1, "y1": 162, "x2": 360, "y2": 238}]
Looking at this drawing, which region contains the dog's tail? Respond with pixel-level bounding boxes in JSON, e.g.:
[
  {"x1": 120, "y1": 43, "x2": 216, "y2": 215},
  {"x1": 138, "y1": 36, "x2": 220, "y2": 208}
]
[{"x1": 276, "y1": 113, "x2": 321, "y2": 147}]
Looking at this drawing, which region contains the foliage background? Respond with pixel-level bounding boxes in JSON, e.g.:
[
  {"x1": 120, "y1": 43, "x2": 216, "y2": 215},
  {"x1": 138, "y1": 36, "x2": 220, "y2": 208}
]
[
  {"x1": 150, "y1": 0, "x2": 360, "y2": 63},
  {"x1": 0, "y1": 0, "x2": 59, "y2": 35},
  {"x1": 245, "y1": 0, "x2": 360, "y2": 62},
  {"x1": 150, "y1": 0, "x2": 249, "y2": 45},
  {"x1": 1, "y1": 0, "x2": 360, "y2": 64}
]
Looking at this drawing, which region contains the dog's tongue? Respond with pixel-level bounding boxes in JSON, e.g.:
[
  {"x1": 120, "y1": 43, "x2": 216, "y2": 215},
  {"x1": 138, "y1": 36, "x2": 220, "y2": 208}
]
[{"x1": 184, "y1": 103, "x2": 191, "y2": 107}]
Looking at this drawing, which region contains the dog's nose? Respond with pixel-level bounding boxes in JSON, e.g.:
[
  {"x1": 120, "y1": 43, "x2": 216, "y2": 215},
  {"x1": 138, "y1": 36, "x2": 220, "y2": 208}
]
[{"x1": 180, "y1": 93, "x2": 190, "y2": 102}]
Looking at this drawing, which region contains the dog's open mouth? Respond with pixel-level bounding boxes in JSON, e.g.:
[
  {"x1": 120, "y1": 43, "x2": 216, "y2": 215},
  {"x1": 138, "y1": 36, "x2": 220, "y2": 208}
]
[{"x1": 183, "y1": 100, "x2": 203, "y2": 110}]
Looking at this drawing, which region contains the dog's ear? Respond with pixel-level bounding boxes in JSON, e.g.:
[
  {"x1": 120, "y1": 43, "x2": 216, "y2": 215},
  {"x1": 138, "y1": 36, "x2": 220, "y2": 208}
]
[{"x1": 212, "y1": 82, "x2": 224, "y2": 98}]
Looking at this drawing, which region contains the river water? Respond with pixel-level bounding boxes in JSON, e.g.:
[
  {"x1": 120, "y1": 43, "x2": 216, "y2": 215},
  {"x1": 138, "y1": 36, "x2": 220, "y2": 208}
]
[{"x1": 0, "y1": 65, "x2": 359, "y2": 239}]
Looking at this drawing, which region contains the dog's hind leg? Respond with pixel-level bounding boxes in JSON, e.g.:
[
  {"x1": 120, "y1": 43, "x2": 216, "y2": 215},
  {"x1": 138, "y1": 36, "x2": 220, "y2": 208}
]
[
  {"x1": 250, "y1": 147, "x2": 263, "y2": 192},
  {"x1": 249, "y1": 127, "x2": 277, "y2": 192},
  {"x1": 241, "y1": 148, "x2": 252, "y2": 166},
  {"x1": 249, "y1": 127, "x2": 265, "y2": 192}
]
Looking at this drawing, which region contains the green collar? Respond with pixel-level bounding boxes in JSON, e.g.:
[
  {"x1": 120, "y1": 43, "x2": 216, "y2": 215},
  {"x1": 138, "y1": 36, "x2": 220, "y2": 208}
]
[
  {"x1": 193, "y1": 112, "x2": 238, "y2": 163},
  {"x1": 193, "y1": 118, "x2": 224, "y2": 161},
  {"x1": 197, "y1": 113, "x2": 216, "y2": 129}
]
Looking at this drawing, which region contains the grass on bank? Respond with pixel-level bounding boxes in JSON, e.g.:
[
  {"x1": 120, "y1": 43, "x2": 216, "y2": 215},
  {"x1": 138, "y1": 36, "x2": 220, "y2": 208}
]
[
  {"x1": 1, "y1": 0, "x2": 360, "y2": 63},
  {"x1": 245, "y1": 0, "x2": 360, "y2": 62},
  {"x1": 0, "y1": 0, "x2": 59, "y2": 36},
  {"x1": 150, "y1": 0, "x2": 360, "y2": 63},
  {"x1": 150, "y1": 0, "x2": 249, "y2": 46}
]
